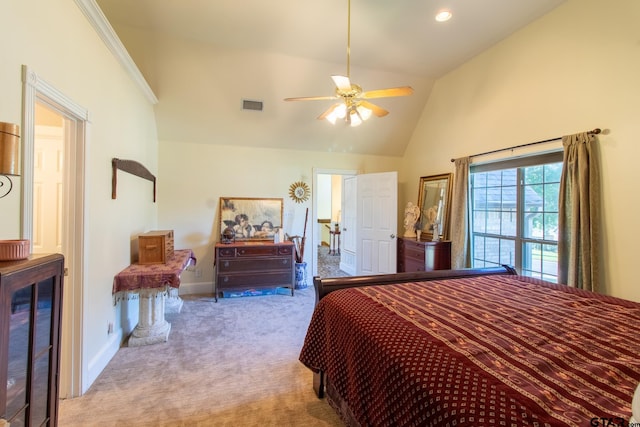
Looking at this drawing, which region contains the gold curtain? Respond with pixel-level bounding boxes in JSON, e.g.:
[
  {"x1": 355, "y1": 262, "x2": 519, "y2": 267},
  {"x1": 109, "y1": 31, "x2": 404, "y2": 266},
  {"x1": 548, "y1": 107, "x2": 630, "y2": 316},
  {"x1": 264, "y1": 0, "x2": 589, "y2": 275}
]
[
  {"x1": 450, "y1": 157, "x2": 471, "y2": 269},
  {"x1": 558, "y1": 132, "x2": 600, "y2": 291}
]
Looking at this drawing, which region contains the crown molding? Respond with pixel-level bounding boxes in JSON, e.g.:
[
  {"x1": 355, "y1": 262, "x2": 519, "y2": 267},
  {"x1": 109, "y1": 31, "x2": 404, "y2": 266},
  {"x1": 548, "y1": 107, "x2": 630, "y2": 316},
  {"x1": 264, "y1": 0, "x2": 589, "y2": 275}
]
[{"x1": 74, "y1": 0, "x2": 158, "y2": 105}]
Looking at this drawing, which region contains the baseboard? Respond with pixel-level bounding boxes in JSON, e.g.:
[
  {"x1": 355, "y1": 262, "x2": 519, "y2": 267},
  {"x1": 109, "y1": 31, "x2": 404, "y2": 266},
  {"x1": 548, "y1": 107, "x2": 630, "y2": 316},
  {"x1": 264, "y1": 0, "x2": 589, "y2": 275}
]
[
  {"x1": 179, "y1": 281, "x2": 214, "y2": 295},
  {"x1": 84, "y1": 329, "x2": 122, "y2": 394}
]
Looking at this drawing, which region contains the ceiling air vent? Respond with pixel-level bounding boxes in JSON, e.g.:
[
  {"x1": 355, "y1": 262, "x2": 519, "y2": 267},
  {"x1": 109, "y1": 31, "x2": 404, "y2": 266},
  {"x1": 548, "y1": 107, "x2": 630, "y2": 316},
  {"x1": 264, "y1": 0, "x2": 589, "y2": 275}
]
[{"x1": 242, "y1": 99, "x2": 263, "y2": 112}]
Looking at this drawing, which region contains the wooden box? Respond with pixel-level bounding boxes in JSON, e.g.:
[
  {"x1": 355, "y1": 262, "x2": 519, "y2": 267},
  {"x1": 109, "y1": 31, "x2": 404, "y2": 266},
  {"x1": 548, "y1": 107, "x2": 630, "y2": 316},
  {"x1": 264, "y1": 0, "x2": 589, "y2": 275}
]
[{"x1": 138, "y1": 230, "x2": 174, "y2": 264}]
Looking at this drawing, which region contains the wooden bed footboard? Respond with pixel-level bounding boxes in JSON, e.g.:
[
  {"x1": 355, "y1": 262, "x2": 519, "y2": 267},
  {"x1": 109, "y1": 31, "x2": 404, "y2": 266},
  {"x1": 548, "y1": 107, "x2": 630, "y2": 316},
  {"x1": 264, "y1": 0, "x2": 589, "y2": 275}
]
[
  {"x1": 312, "y1": 265, "x2": 517, "y2": 303},
  {"x1": 310, "y1": 265, "x2": 517, "y2": 398}
]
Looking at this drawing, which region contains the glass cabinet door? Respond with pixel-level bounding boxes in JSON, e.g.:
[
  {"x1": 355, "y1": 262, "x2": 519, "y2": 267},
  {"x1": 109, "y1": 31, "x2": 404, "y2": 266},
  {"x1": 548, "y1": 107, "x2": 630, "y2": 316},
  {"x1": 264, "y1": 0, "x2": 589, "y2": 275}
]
[
  {"x1": 6, "y1": 285, "x2": 33, "y2": 426},
  {"x1": 31, "y1": 277, "x2": 55, "y2": 426},
  {"x1": 4, "y1": 277, "x2": 56, "y2": 426},
  {"x1": 1, "y1": 254, "x2": 63, "y2": 427}
]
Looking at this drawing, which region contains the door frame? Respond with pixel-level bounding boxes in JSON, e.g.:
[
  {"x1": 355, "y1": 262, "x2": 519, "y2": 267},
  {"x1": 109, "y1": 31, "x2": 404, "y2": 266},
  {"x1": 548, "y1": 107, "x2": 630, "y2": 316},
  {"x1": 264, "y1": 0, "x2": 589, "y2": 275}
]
[
  {"x1": 312, "y1": 168, "x2": 357, "y2": 278},
  {"x1": 22, "y1": 65, "x2": 87, "y2": 398}
]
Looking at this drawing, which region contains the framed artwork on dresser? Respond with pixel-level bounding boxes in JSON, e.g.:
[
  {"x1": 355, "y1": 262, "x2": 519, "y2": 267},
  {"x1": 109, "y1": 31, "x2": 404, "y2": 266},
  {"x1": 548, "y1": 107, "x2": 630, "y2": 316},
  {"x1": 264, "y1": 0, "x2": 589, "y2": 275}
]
[{"x1": 219, "y1": 197, "x2": 283, "y2": 241}]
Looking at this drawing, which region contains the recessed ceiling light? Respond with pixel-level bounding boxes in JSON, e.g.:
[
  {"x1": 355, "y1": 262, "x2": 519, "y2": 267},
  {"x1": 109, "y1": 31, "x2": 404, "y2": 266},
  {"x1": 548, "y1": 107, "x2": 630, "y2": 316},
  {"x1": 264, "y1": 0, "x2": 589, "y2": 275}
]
[{"x1": 435, "y1": 9, "x2": 452, "y2": 22}]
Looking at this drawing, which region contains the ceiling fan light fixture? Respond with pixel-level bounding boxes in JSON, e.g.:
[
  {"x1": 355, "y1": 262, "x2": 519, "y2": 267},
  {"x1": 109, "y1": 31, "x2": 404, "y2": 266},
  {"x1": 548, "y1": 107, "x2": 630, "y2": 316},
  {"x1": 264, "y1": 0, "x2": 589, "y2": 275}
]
[
  {"x1": 349, "y1": 109, "x2": 363, "y2": 127},
  {"x1": 435, "y1": 9, "x2": 452, "y2": 22},
  {"x1": 356, "y1": 104, "x2": 372, "y2": 121},
  {"x1": 326, "y1": 114, "x2": 338, "y2": 125},
  {"x1": 325, "y1": 103, "x2": 347, "y2": 124},
  {"x1": 284, "y1": 0, "x2": 413, "y2": 124}
]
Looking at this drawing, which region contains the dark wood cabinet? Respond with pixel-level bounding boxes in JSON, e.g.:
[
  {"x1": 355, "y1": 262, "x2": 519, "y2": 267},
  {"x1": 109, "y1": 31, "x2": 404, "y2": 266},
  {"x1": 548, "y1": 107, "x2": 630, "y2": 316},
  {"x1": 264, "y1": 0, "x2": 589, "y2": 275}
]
[
  {"x1": 214, "y1": 241, "x2": 295, "y2": 301},
  {"x1": 397, "y1": 238, "x2": 451, "y2": 272},
  {"x1": 1, "y1": 253, "x2": 65, "y2": 426}
]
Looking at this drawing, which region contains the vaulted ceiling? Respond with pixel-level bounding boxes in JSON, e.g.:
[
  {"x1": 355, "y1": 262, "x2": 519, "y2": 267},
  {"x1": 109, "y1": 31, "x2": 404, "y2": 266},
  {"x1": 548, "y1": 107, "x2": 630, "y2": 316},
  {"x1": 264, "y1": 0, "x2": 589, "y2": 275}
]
[{"x1": 95, "y1": 0, "x2": 565, "y2": 156}]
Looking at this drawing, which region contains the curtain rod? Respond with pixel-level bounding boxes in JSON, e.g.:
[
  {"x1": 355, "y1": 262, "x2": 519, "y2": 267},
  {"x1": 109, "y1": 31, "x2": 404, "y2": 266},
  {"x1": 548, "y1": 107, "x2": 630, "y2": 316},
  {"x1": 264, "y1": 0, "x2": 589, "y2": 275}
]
[{"x1": 450, "y1": 128, "x2": 601, "y2": 163}]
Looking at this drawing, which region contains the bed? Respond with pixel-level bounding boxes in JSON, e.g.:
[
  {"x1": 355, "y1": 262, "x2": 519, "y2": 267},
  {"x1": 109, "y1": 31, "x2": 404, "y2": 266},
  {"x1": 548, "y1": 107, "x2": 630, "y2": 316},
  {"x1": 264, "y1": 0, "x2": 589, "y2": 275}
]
[{"x1": 299, "y1": 266, "x2": 640, "y2": 426}]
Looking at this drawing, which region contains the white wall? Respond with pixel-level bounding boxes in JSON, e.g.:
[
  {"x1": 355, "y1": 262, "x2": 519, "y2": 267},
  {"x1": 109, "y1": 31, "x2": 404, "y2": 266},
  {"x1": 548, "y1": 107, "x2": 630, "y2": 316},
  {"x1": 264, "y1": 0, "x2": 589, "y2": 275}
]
[
  {"x1": 317, "y1": 174, "x2": 332, "y2": 219},
  {"x1": 158, "y1": 140, "x2": 402, "y2": 293},
  {"x1": 331, "y1": 175, "x2": 343, "y2": 224},
  {"x1": 400, "y1": 0, "x2": 640, "y2": 301},
  {"x1": 1, "y1": 0, "x2": 159, "y2": 391},
  {"x1": 317, "y1": 174, "x2": 332, "y2": 246}
]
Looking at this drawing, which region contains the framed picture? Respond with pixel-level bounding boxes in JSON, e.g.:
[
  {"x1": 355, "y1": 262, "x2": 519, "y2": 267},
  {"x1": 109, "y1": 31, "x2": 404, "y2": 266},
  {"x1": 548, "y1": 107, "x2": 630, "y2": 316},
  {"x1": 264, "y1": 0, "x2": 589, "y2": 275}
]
[
  {"x1": 417, "y1": 173, "x2": 454, "y2": 240},
  {"x1": 220, "y1": 197, "x2": 283, "y2": 241}
]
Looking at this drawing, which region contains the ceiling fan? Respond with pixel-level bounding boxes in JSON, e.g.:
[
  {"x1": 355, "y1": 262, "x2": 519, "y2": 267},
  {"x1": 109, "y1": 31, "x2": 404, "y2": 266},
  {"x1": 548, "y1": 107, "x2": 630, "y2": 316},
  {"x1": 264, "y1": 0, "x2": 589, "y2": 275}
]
[{"x1": 284, "y1": 0, "x2": 414, "y2": 127}]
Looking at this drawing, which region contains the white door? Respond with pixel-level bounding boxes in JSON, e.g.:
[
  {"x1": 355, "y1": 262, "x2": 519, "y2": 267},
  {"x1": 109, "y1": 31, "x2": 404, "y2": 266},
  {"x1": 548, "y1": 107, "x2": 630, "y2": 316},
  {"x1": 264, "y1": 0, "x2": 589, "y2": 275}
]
[
  {"x1": 33, "y1": 125, "x2": 64, "y2": 254},
  {"x1": 355, "y1": 172, "x2": 397, "y2": 275},
  {"x1": 341, "y1": 172, "x2": 397, "y2": 276},
  {"x1": 339, "y1": 176, "x2": 357, "y2": 275}
]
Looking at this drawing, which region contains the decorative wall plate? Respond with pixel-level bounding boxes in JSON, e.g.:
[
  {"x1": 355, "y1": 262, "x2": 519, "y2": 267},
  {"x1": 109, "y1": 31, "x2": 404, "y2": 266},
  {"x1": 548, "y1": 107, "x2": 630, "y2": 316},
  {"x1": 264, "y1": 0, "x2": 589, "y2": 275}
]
[{"x1": 289, "y1": 181, "x2": 310, "y2": 203}]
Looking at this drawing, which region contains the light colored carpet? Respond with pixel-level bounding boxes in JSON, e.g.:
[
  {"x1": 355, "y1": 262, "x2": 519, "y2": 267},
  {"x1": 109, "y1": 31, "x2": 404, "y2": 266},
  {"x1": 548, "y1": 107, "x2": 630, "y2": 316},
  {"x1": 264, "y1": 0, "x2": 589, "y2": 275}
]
[{"x1": 58, "y1": 283, "x2": 344, "y2": 426}]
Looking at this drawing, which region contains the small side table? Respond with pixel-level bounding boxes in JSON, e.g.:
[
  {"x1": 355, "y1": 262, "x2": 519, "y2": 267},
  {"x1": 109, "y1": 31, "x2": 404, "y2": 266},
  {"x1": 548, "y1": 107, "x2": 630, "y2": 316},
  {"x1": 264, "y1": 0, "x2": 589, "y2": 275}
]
[
  {"x1": 329, "y1": 230, "x2": 341, "y2": 256},
  {"x1": 113, "y1": 249, "x2": 196, "y2": 346}
]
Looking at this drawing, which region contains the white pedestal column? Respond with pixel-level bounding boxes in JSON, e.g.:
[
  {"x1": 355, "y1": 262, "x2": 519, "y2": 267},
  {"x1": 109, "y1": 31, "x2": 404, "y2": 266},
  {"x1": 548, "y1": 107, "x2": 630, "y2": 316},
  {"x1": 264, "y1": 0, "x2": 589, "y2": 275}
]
[
  {"x1": 165, "y1": 287, "x2": 183, "y2": 314},
  {"x1": 128, "y1": 287, "x2": 171, "y2": 347}
]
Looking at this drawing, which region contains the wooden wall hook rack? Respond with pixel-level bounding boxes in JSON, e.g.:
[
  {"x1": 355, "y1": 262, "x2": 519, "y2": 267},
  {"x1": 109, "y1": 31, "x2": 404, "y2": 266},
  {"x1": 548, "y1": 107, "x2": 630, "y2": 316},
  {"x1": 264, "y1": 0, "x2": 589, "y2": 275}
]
[{"x1": 112, "y1": 158, "x2": 156, "y2": 202}]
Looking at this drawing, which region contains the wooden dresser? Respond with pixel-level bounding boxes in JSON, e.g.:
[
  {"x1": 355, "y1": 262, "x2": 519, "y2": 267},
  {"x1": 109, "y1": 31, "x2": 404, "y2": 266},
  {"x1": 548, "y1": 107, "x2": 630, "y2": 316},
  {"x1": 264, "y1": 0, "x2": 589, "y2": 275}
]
[
  {"x1": 214, "y1": 241, "x2": 295, "y2": 301},
  {"x1": 1, "y1": 254, "x2": 64, "y2": 426},
  {"x1": 397, "y1": 238, "x2": 451, "y2": 272}
]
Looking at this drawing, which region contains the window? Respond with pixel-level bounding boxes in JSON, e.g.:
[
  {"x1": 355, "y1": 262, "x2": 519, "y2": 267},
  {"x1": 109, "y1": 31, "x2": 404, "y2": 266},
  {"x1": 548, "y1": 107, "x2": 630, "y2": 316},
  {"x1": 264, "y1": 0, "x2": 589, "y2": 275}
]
[{"x1": 470, "y1": 152, "x2": 563, "y2": 282}]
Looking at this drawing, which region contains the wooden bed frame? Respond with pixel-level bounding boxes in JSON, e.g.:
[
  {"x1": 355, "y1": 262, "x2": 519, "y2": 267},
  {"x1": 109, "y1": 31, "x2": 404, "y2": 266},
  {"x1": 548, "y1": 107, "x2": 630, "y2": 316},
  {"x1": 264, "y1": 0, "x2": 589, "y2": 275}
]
[{"x1": 310, "y1": 265, "x2": 518, "y2": 398}]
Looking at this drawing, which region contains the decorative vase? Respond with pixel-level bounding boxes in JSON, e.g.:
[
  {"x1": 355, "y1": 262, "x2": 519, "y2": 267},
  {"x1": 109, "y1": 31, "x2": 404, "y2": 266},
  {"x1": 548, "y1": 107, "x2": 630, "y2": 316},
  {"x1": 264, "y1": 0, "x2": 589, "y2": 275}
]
[
  {"x1": 432, "y1": 223, "x2": 440, "y2": 242},
  {"x1": 416, "y1": 230, "x2": 422, "y2": 241},
  {"x1": 295, "y1": 262, "x2": 308, "y2": 290}
]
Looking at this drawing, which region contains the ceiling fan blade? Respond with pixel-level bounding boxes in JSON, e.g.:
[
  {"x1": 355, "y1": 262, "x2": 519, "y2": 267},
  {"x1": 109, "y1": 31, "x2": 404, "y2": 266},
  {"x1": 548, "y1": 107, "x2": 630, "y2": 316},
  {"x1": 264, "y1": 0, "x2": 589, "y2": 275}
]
[
  {"x1": 331, "y1": 75, "x2": 352, "y2": 92},
  {"x1": 361, "y1": 86, "x2": 414, "y2": 99},
  {"x1": 284, "y1": 95, "x2": 337, "y2": 102},
  {"x1": 359, "y1": 101, "x2": 389, "y2": 117},
  {"x1": 317, "y1": 103, "x2": 342, "y2": 120}
]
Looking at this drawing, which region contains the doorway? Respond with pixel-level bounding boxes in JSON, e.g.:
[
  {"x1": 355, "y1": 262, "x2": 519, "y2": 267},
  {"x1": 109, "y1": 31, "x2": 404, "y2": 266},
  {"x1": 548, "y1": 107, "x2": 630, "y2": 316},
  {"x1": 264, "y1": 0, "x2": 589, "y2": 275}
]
[
  {"x1": 33, "y1": 104, "x2": 63, "y2": 254},
  {"x1": 22, "y1": 65, "x2": 87, "y2": 398},
  {"x1": 312, "y1": 168, "x2": 357, "y2": 278}
]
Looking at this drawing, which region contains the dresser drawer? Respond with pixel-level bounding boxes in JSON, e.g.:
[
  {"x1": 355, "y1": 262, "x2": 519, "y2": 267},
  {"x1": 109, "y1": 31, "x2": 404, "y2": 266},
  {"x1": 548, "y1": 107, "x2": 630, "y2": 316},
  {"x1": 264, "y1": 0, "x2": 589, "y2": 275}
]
[
  {"x1": 218, "y1": 256, "x2": 292, "y2": 272},
  {"x1": 219, "y1": 245, "x2": 293, "y2": 258},
  {"x1": 403, "y1": 258, "x2": 425, "y2": 272},
  {"x1": 236, "y1": 246, "x2": 279, "y2": 257},
  {"x1": 217, "y1": 271, "x2": 294, "y2": 288},
  {"x1": 401, "y1": 243, "x2": 424, "y2": 263},
  {"x1": 397, "y1": 238, "x2": 451, "y2": 273},
  {"x1": 217, "y1": 247, "x2": 237, "y2": 257}
]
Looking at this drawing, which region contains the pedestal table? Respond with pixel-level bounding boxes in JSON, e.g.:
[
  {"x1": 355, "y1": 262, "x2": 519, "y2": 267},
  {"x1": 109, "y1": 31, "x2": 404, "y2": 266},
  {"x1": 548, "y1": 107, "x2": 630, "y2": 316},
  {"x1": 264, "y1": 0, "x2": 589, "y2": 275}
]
[{"x1": 113, "y1": 249, "x2": 196, "y2": 346}]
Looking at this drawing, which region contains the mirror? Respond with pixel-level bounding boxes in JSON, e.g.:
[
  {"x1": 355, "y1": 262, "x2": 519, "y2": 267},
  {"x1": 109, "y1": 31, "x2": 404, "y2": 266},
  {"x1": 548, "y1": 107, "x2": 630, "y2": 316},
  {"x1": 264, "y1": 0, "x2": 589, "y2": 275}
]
[{"x1": 417, "y1": 173, "x2": 453, "y2": 241}]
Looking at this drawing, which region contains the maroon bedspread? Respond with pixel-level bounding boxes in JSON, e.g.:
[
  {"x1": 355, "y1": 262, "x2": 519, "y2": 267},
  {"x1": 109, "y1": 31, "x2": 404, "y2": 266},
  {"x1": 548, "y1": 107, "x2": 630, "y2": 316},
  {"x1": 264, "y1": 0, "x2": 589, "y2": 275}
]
[{"x1": 299, "y1": 275, "x2": 640, "y2": 426}]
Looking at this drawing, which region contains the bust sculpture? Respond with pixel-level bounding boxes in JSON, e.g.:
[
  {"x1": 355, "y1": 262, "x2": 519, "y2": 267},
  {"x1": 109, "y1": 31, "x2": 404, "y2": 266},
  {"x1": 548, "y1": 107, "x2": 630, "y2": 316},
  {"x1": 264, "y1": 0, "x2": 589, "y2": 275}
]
[{"x1": 403, "y1": 202, "x2": 420, "y2": 237}]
